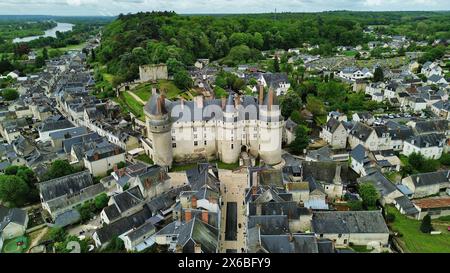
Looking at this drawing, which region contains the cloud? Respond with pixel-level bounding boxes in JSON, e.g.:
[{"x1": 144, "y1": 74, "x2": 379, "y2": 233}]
[{"x1": 0, "y1": 0, "x2": 448, "y2": 16}]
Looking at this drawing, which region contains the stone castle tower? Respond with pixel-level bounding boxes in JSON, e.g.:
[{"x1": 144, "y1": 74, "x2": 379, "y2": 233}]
[{"x1": 144, "y1": 91, "x2": 173, "y2": 168}]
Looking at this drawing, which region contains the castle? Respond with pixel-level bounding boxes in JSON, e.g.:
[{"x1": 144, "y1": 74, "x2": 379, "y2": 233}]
[{"x1": 142, "y1": 85, "x2": 284, "y2": 168}]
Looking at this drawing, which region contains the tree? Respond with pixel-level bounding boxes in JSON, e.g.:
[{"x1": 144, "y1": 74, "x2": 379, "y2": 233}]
[
  {"x1": 95, "y1": 193, "x2": 109, "y2": 210},
  {"x1": 348, "y1": 200, "x2": 363, "y2": 211},
  {"x1": 43, "y1": 48, "x2": 49, "y2": 60},
  {"x1": 373, "y1": 67, "x2": 384, "y2": 82},
  {"x1": 358, "y1": 183, "x2": 379, "y2": 210},
  {"x1": 35, "y1": 56, "x2": 46, "y2": 68},
  {"x1": 42, "y1": 160, "x2": 76, "y2": 181},
  {"x1": 273, "y1": 56, "x2": 280, "y2": 72},
  {"x1": 0, "y1": 175, "x2": 30, "y2": 207},
  {"x1": 280, "y1": 91, "x2": 302, "y2": 118},
  {"x1": 420, "y1": 215, "x2": 432, "y2": 233},
  {"x1": 173, "y1": 69, "x2": 192, "y2": 90},
  {"x1": 289, "y1": 125, "x2": 310, "y2": 155},
  {"x1": 386, "y1": 213, "x2": 396, "y2": 223},
  {"x1": 48, "y1": 227, "x2": 67, "y2": 243},
  {"x1": 1, "y1": 88, "x2": 19, "y2": 101}
]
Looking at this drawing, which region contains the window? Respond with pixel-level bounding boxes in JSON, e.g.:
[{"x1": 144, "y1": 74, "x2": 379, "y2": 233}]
[
  {"x1": 338, "y1": 234, "x2": 342, "y2": 238},
  {"x1": 231, "y1": 144, "x2": 234, "y2": 149},
  {"x1": 204, "y1": 141, "x2": 207, "y2": 145},
  {"x1": 172, "y1": 143, "x2": 176, "y2": 148},
  {"x1": 194, "y1": 141, "x2": 198, "y2": 146}
]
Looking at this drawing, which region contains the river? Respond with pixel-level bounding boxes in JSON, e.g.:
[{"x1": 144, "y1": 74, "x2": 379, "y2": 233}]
[{"x1": 13, "y1": 22, "x2": 74, "y2": 43}]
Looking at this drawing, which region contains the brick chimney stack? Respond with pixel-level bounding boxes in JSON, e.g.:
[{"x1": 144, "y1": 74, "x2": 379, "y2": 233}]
[
  {"x1": 258, "y1": 84, "x2": 264, "y2": 105},
  {"x1": 185, "y1": 209, "x2": 192, "y2": 222},
  {"x1": 191, "y1": 196, "x2": 197, "y2": 208},
  {"x1": 268, "y1": 88, "x2": 274, "y2": 111},
  {"x1": 221, "y1": 97, "x2": 227, "y2": 109},
  {"x1": 201, "y1": 210, "x2": 209, "y2": 224}
]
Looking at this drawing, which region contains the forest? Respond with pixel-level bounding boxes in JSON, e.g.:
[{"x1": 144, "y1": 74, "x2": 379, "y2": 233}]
[{"x1": 95, "y1": 11, "x2": 450, "y2": 84}]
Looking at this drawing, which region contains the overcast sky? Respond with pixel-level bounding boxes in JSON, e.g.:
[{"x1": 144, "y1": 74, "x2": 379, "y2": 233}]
[{"x1": 0, "y1": 0, "x2": 448, "y2": 16}]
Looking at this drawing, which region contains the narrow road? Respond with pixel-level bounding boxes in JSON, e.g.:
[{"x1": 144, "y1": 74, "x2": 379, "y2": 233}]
[{"x1": 28, "y1": 227, "x2": 48, "y2": 251}]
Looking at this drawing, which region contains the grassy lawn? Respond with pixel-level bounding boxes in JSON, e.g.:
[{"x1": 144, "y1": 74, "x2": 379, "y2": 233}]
[
  {"x1": 387, "y1": 206, "x2": 450, "y2": 253},
  {"x1": 343, "y1": 50, "x2": 358, "y2": 57},
  {"x1": 350, "y1": 245, "x2": 373, "y2": 253},
  {"x1": 132, "y1": 80, "x2": 182, "y2": 102},
  {"x1": 170, "y1": 160, "x2": 239, "y2": 172},
  {"x1": 2, "y1": 236, "x2": 29, "y2": 253},
  {"x1": 120, "y1": 92, "x2": 144, "y2": 120},
  {"x1": 136, "y1": 154, "x2": 154, "y2": 165}
]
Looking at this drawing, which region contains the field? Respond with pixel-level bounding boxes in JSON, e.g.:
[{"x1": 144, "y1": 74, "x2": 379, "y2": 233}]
[
  {"x1": 117, "y1": 92, "x2": 145, "y2": 120},
  {"x1": 387, "y1": 206, "x2": 450, "y2": 253}
]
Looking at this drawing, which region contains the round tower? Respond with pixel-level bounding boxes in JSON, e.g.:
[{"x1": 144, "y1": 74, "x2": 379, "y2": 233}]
[
  {"x1": 144, "y1": 92, "x2": 173, "y2": 168},
  {"x1": 219, "y1": 93, "x2": 241, "y2": 164},
  {"x1": 258, "y1": 88, "x2": 283, "y2": 165}
]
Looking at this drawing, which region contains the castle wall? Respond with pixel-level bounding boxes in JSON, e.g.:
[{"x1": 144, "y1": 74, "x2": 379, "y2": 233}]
[{"x1": 139, "y1": 64, "x2": 168, "y2": 82}]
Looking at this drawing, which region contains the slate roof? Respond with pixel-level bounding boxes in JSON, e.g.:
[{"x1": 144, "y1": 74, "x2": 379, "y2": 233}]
[
  {"x1": 324, "y1": 118, "x2": 342, "y2": 134},
  {"x1": 406, "y1": 170, "x2": 450, "y2": 188},
  {"x1": 414, "y1": 120, "x2": 448, "y2": 134},
  {"x1": 357, "y1": 171, "x2": 398, "y2": 197},
  {"x1": 49, "y1": 127, "x2": 88, "y2": 141},
  {"x1": 260, "y1": 234, "x2": 320, "y2": 253},
  {"x1": 312, "y1": 211, "x2": 389, "y2": 234},
  {"x1": 248, "y1": 215, "x2": 289, "y2": 235},
  {"x1": 350, "y1": 144, "x2": 366, "y2": 163},
  {"x1": 177, "y1": 217, "x2": 219, "y2": 253},
  {"x1": 0, "y1": 206, "x2": 27, "y2": 231},
  {"x1": 39, "y1": 118, "x2": 74, "y2": 133},
  {"x1": 405, "y1": 133, "x2": 445, "y2": 148},
  {"x1": 95, "y1": 207, "x2": 152, "y2": 244},
  {"x1": 126, "y1": 221, "x2": 156, "y2": 242},
  {"x1": 394, "y1": 195, "x2": 419, "y2": 215},
  {"x1": 186, "y1": 163, "x2": 220, "y2": 192},
  {"x1": 248, "y1": 201, "x2": 300, "y2": 219},
  {"x1": 39, "y1": 171, "x2": 93, "y2": 202},
  {"x1": 349, "y1": 122, "x2": 374, "y2": 142},
  {"x1": 112, "y1": 186, "x2": 144, "y2": 213}
]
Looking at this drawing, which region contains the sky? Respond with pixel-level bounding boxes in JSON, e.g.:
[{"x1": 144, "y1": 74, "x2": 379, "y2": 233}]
[{"x1": 0, "y1": 0, "x2": 449, "y2": 16}]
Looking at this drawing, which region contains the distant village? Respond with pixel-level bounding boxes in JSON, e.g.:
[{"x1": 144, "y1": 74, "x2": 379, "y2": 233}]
[{"x1": 0, "y1": 25, "x2": 449, "y2": 254}]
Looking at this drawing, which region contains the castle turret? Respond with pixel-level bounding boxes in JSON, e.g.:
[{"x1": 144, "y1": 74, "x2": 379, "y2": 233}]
[
  {"x1": 144, "y1": 92, "x2": 173, "y2": 168},
  {"x1": 258, "y1": 87, "x2": 283, "y2": 165},
  {"x1": 219, "y1": 93, "x2": 241, "y2": 164}
]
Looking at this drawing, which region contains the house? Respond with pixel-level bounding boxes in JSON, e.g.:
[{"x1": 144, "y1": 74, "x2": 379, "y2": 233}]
[
  {"x1": 357, "y1": 171, "x2": 403, "y2": 205},
  {"x1": 83, "y1": 142, "x2": 126, "y2": 177},
  {"x1": 37, "y1": 115, "x2": 75, "y2": 142},
  {"x1": 283, "y1": 118, "x2": 298, "y2": 145},
  {"x1": 7, "y1": 71, "x2": 19, "y2": 79},
  {"x1": 402, "y1": 97, "x2": 427, "y2": 113},
  {"x1": 409, "y1": 119, "x2": 448, "y2": 136},
  {"x1": 100, "y1": 186, "x2": 145, "y2": 225},
  {"x1": 319, "y1": 118, "x2": 348, "y2": 149},
  {"x1": 39, "y1": 171, "x2": 105, "y2": 225},
  {"x1": 0, "y1": 206, "x2": 29, "y2": 240},
  {"x1": 311, "y1": 211, "x2": 389, "y2": 247},
  {"x1": 338, "y1": 67, "x2": 373, "y2": 81},
  {"x1": 348, "y1": 122, "x2": 379, "y2": 151},
  {"x1": 413, "y1": 197, "x2": 450, "y2": 220},
  {"x1": 431, "y1": 101, "x2": 450, "y2": 120},
  {"x1": 49, "y1": 127, "x2": 89, "y2": 150},
  {"x1": 305, "y1": 146, "x2": 349, "y2": 162},
  {"x1": 352, "y1": 112, "x2": 374, "y2": 126},
  {"x1": 393, "y1": 195, "x2": 419, "y2": 218},
  {"x1": 247, "y1": 227, "x2": 335, "y2": 253},
  {"x1": 350, "y1": 144, "x2": 372, "y2": 176},
  {"x1": 402, "y1": 133, "x2": 445, "y2": 159},
  {"x1": 401, "y1": 170, "x2": 450, "y2": 198},
  {"x1": 258, "y1": 73, "x2": 291, "y2": 96},
  {"x1": 421, "y1": 61, "x2": 442, "y2": 78},
  {"x1": 120, "y1": 220, "x2": 157, "y2": 252}
]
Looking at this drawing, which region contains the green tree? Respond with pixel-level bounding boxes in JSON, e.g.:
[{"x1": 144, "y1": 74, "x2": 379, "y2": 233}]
[
  {"x1": 43, "y1": 47, "x2": 49, "y2": 60},
  {"x1": 1, "y1": 88, "x2": 19, "y2": 101},
  {"x1": 35, "y1": 56, "x2": 45, "y2": 68},
  {"x1": 280, "y1": 92, "x2": 302, "y2": 118},
  {"x1": 0, "y1": 175, "x2": 30, "y2": 207},
  {"x1": 173, "y1": 69, "x2": 192, "y2": 90},
  {"x1": 42, "y1": 160, "x2": 76, "y2": 181},
  {"x1": 273, "y1": 56, "x2": 280, "y2": 73},
  {"x1": 95, "y1": 193, "x2": 109, "y2": 210},
  {"x1": 358, "y1": 183, "x2": 379, "y2": 210},
  {"x1": 348, "y1": 200, "x2": 363, "y2": 211},
  {"x1": 48, "y1": 227, "x2": 67, "y2": 243},
  {"x1": 373, "y1": 67, "x2": 384, "y2": 82},
  {"x1": 420, "y1": 215, "x2": 432, "y2": 233},
  {"x1": 289, "y1": 125, "x2": 310, "y2": 155}
]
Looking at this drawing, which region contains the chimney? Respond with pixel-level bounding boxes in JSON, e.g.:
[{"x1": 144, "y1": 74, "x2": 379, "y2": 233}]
[
  {"x1": 234, "y1": 94, "x2": 241, "y2": 107},
  {"x1": 334, "y1": 164, "x2": 342, "y2": 185},
  {"x1": 258, "y1": 84, "x2": 264, "y2": 105},
  {"x1": 256, "y1": 203, "x2": 262, "y2": 216},
  {"x1": 221, "y1": 97, "x2": 227, "y2": 109},
  {"x1": 156, "y1": 97, "x2": 162, "y2": 115},
  {"x1": 201, "y1": 210, "x2": 209, "y2": 224},
  {"x1": 185, "y1": 209, "x2": 192, "y2": 222},
  {"x1": 268, "y1": 88, "x2": 274, "y2": 111},
  {"x1": 196, "y1": 96, "x2": 204, "y2": 108},
  {"x1": 160, "y1": 94, "x2": 166, "y2": 111},
  {"x1": 194, "y1": 243, "x2": 202, "y2": 254},
  {"x1": 191, "y1": 196, "x2": 197, "y2": 208},
  {"x1": 114, "y1": 147, "x2": 120, "y2": 155},
  {"x1": 252, "y1": 186, "x2": 257, "y2": 196},
  {"x1": 93, "y1": 153, "x2": 99, "y2": 161}
]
